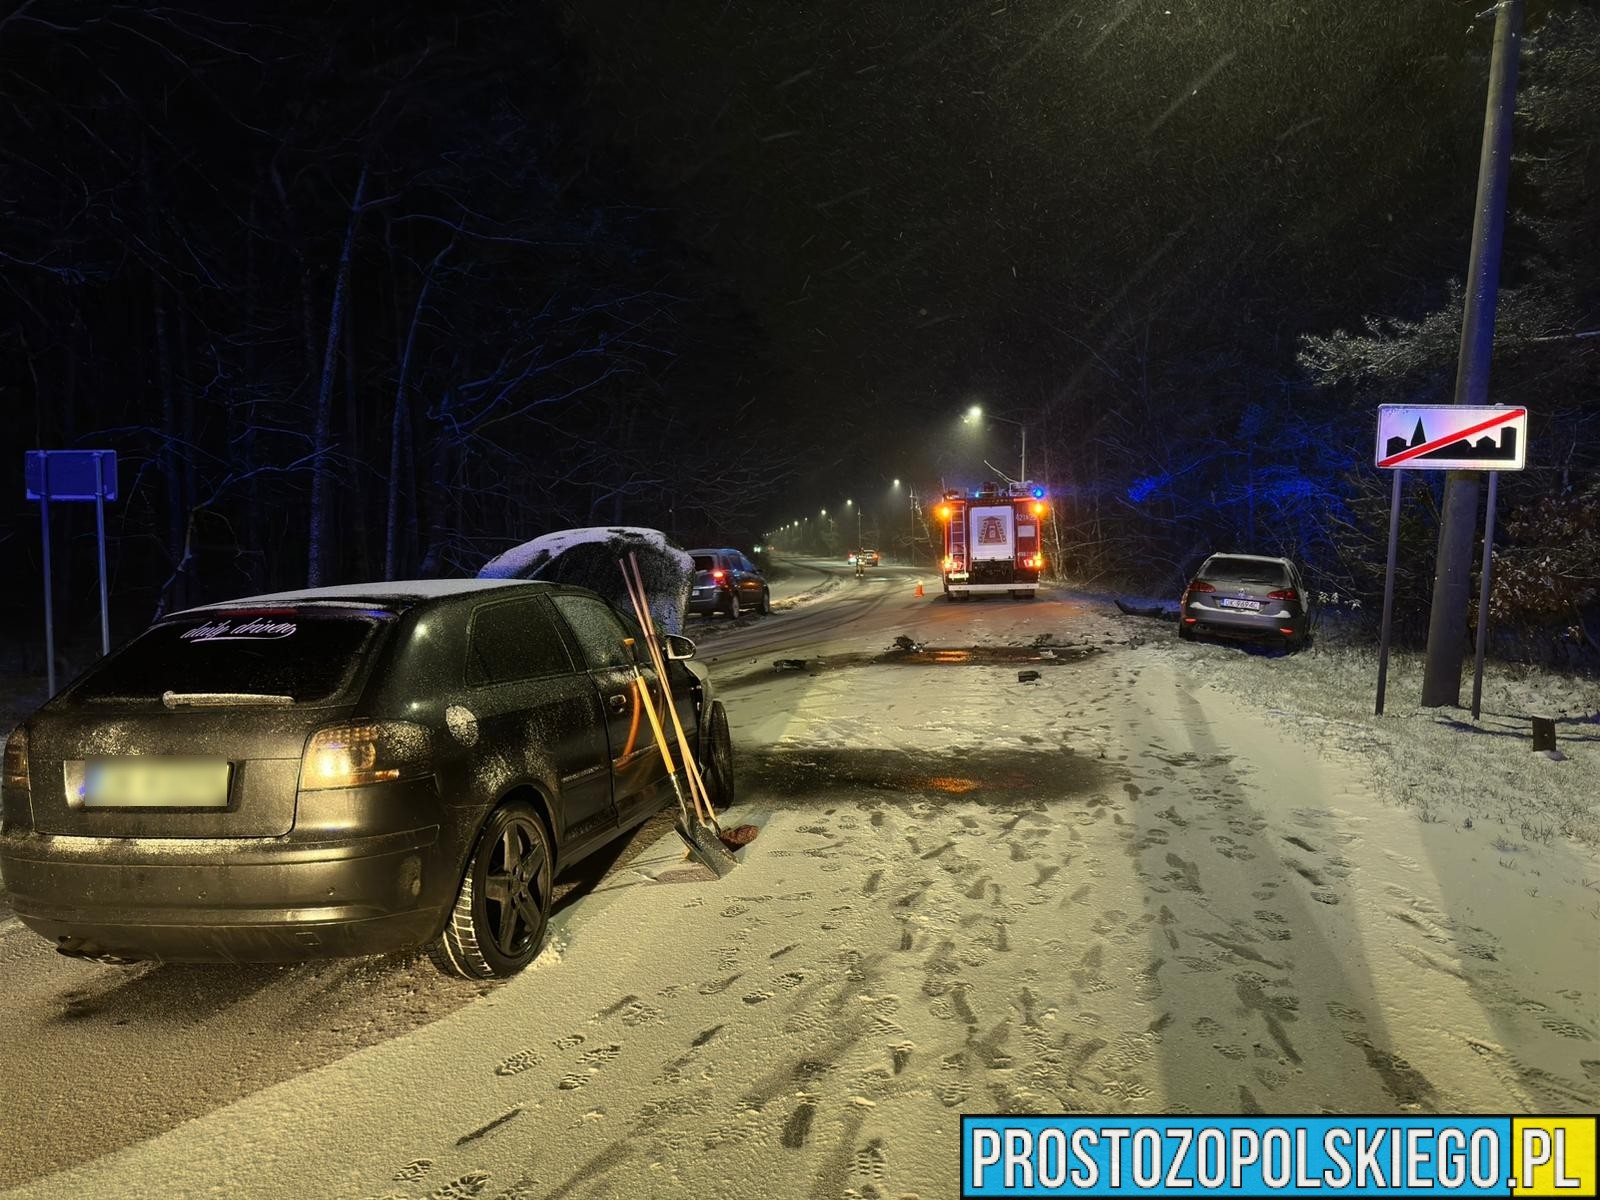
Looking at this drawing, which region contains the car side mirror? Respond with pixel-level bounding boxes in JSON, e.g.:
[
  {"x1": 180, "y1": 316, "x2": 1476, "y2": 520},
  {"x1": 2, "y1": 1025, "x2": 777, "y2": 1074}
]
[{"x1": 664, "y1": 634, "x2": 697, "y2": 661}]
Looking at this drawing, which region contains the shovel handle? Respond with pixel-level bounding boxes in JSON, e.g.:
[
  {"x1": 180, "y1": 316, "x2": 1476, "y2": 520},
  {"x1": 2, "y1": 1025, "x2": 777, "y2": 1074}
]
[{"x1": 620, "y1": 557, "x2": 717, "y2": 825}]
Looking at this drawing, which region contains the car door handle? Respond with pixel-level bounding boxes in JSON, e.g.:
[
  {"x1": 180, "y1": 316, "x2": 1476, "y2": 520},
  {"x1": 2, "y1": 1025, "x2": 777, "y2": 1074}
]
[{"x1": 606, "y1": 692, "x2": 629, "y2": 715}]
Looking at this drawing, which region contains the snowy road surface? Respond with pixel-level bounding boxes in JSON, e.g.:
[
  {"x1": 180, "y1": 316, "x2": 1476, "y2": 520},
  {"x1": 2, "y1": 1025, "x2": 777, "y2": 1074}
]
[{"x1": 2, "y1": 558, "x2": 1596, "y2": 1198}]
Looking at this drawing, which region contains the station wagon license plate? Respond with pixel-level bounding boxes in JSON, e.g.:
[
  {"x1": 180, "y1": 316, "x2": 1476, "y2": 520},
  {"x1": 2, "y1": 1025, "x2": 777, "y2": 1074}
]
[
  {"x1": 74, "y1": 758, "x2": 231, "y2": 808},
  {"x1": 1218, "y1": 598, "x2": 1262, "y2": 611}
]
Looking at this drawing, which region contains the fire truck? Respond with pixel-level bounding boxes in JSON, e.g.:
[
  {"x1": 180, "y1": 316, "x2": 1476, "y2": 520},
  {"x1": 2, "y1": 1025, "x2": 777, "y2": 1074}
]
[{"x1": 936, "y1": 481, "x2": 1049, "y2": 600}]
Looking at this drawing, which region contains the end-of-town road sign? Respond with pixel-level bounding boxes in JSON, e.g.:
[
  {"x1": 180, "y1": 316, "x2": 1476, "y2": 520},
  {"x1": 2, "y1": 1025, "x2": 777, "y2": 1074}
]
[{"x1": 1375, "y1": 404, "x2": 1527, "y2": 471}]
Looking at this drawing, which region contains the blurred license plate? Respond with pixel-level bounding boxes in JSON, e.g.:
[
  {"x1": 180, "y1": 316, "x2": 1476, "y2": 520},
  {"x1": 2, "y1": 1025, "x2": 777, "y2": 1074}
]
[
  {"x1": 80, "y1": 758, "x2": 231, "y2": 808},
  {"x1": 1219, "y1": 598, "x2": 1262, "y2": 610}
]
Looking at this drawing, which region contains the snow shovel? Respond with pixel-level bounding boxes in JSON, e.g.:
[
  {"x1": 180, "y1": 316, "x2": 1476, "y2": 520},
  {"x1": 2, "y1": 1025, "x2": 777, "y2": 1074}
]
[
  {"x1": 623, "y1": 646, "x2": 737, "y2": 878},
  {"x1": 620, "y1": 551, "x2": 753, "y2": 851},
  {"x1": 622, "y1": 555, "x2": 721, "y2": 814},
  {"x1": 620, "y1": 553, "x2": 754, "y2": 859},
  {"x1": 619, "y1": 559, "x2": 739, "y2": 876}
]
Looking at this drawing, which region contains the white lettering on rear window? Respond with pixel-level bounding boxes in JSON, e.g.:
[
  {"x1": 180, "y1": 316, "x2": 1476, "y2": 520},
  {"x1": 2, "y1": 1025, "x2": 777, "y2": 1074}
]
[{"x1": 180, "y1": 617, "x2": 298, "y2": 642}]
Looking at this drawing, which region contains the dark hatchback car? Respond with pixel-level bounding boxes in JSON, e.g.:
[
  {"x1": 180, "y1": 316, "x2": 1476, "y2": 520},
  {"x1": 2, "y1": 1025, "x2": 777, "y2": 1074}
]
[
  {"x1": 686, "y1": 548, "x2": 770, "y2": 618},
  {"x1": 1179, "y1": 553, "x2": 1313, "y2": 649},
  {"x1": 0, "y1": 579, "x2": 735, "y2": 979}
]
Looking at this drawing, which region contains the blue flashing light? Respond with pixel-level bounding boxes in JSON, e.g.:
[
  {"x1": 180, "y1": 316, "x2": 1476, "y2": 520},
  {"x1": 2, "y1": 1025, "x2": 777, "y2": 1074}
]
[{"x1": 1031, "y1": 487, "x2": 1045, "y2": 499}]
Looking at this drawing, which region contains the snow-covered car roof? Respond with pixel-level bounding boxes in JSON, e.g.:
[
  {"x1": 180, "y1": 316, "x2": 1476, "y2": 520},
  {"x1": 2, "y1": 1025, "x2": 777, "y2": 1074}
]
[
  {"x1": 480, "y1": 527, "x2": 688, "y2": 580},
  {"x1": 478, "y1": 527, "x2": 694, "y2": 635},
  {"x1": 176, "y1": 579, "x2": 535, "y2": 613}
]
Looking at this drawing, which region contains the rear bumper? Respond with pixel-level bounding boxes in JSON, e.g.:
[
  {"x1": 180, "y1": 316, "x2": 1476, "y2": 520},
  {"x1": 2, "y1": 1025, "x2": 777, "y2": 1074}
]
[
  {"x1": 945, "y1": 580, "x2": 1038, "y2": 594},
  {"x1": 1184, "y1": 602, "x2": 1306, "y2": 639},
  {"x1": 0, "y1": 823, "x2": 450, "y2": 962},
  {"x1": 688, "y1": 589, "x2": 733, "y2": 614}
]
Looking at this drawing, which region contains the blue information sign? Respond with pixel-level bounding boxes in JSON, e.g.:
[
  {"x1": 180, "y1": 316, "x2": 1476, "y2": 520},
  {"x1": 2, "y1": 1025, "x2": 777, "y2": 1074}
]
[{"x1": 25, "y1": 449, "x2": 117, "y2": 501}]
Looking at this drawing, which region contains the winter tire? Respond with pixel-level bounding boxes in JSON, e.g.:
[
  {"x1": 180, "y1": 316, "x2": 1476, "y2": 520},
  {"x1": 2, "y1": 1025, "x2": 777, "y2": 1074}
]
[
  {"x1": 1178, "y1": 623, "x2": 1195, "y2": 641},
  {"x1": 727, "y1": 591, "x2": 742, "y2": 620},
  {"x1": 759, "y1": 588, "x2": 772, "y2": 615},
  {"x1": 700, "y1": 700, "x2": 735, "y2": 811},
  {"x1": 431, "y1": 799, "x2": 552, "y2": 980}
]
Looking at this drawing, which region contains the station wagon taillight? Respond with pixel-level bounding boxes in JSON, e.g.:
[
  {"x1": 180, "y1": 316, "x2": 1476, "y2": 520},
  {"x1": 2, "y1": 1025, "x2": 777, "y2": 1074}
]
[
  {"x1": 299, "y1": 721, "x2": 432, "y2": 791},
  {"x1": 2, "y1": 726, "x2": 27, "y2": 794},
  {"x1": 1186, "y1": 580, "x2": 1215, "y2": 594},
  {"x1": 1268, "y1": 588, "x2": 1299, "y2": 601}
]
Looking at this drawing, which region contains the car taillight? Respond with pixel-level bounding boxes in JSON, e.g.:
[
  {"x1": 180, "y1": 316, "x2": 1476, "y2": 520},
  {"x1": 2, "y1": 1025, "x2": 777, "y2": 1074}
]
[
  {"x1": 299, "y1": 721, "x2": 432, "y2": 791},
  {"x1": 942, "y1": 556, "x2": 960, "y2": 571},
  {"x1": 1268, "y1": 588, "x2": 1298, "y2": 601},
  {"x1": 1186, "y1": 580, "x2": 1215, "y2": 593},
  {"x1": 1023, "y1": 555, "x2": 1046, "y2": 569},
  {"x1": 712, "y1": 569, "x2": 726, "y2": 582},
  {"x1": 3, "y1": 726, "x2": 28, "y2": 793}
]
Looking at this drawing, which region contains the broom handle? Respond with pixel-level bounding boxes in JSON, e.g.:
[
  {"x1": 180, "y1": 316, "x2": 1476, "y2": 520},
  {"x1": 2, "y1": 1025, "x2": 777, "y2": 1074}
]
[
  {"x1": 628, "y1": 556, "x2": 715, "y2": 820},
  {"x1": 627, "y1": 656, "x2": 690, "y2": 826},
  {"x1": 620, "y1": 557, "x2": 716, "y2": 825}
]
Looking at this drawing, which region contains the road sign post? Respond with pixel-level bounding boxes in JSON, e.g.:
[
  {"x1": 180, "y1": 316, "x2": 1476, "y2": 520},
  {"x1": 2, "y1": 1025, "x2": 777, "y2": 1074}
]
[
  {"x1": 37, "y1": 457, "x2": 56, "y2": 697},
  {"x1": 1471, "y1": 470, "x2": 1500, "y2": 721},
  {"x1": 25, "y1": 449, "x2": 118, "y2": 697},
  {"x1": 93, "y1": 451, "x2": 111, "y2": 655},
  {"x1": 1375, "y1": 469, "x2": 1404, "y2": 717},
  {"x1": 1372, "y1": 406, "x2": 1524, "y2": 717}
]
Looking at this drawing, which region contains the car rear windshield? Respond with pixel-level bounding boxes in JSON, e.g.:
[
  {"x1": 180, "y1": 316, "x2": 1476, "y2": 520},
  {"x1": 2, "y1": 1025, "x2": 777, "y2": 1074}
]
[
  {"x1": 691, "y1": 555, "x2": 717, "y2": 573},
  {"x1": 1201, "y1": 557, "x2": 1290, "y2": 585},
  {"x1": 68, "y1": 609, "x2": 388, "y2": 705}
]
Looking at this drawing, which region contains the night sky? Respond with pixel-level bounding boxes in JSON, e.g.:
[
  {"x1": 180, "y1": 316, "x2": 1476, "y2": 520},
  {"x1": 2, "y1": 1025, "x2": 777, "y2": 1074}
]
[{"x1": 555, "y1": 0, "x2": 1489, "y2": 501}]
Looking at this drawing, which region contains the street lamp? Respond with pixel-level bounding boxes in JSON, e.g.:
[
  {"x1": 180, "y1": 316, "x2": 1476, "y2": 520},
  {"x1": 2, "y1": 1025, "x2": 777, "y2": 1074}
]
[{"x1": 964, "y1": 404, "x2": 1028, "y2": 482}]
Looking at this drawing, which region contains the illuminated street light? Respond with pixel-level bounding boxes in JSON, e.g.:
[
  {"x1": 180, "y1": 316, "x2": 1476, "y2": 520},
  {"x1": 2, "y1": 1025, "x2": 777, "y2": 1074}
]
[
  {"x1": 963, "y1": 403, "x2": 1028, "y2": 481},
  {"x1": 892, "y1": 478, "x2": 901, "y2": 488}
]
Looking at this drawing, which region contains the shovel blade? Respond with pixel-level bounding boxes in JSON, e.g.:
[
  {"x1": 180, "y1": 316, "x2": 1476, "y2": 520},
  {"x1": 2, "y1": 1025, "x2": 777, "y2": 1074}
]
[{"x1": 675, "y1": 817, "x2": 740, "y2": 877}]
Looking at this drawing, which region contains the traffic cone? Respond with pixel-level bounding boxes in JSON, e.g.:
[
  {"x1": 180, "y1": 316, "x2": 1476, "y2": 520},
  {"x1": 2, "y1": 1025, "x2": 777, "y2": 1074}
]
[{"x1": 914, "y1": 582, "x2": 924, "y2": 597}]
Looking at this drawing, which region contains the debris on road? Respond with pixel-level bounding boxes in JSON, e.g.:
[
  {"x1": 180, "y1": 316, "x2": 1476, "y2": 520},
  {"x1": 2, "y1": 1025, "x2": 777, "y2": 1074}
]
[
  {"x1": 1017, "y1": 669, "x2": 1041, "y2": 683},
  {"x1": 891, "y1": 634, "x2": 924, "y2": 653},
  {"x1": 1115, "y1": 597, "x2": 1179, "y2": 620},
  {"x1": 774, "y1": 658, "x2": 810, "y2": 671},
  {"x1": 718, "y1": 824, "x2": 760, "y2": 848}
]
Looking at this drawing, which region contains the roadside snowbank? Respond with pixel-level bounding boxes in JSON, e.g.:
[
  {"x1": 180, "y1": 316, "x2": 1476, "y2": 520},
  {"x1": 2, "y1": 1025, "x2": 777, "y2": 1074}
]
[{"x1": 1147, "y1": 635, "x2": 1600, "y2": 850}]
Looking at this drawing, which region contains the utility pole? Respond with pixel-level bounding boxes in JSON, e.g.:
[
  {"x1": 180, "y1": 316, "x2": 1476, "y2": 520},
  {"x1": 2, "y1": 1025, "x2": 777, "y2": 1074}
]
[{"x1": 1421, "y1": 0, "x2": 1522, "y2": 708}]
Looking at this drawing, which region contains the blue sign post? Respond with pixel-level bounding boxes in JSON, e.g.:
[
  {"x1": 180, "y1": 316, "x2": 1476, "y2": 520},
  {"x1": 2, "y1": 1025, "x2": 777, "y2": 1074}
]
[{"x1": 25, "y1": 450, "x2": 117, "y2": 696}]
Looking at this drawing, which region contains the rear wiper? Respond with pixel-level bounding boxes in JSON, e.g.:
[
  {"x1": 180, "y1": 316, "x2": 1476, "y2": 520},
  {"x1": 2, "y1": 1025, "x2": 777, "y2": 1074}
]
[{"x1": 160, "y1": 691, "x2": 295, "y2": 709}]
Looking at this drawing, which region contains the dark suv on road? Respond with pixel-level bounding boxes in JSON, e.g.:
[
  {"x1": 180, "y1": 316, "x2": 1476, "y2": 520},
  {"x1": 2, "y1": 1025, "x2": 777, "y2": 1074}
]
[
  {"x1": 1179, "y1": 553, "x2": 1312, "y2": 648},
  {"x1": 0, "y1": 579, "x2": 735, "y2": 979},
  {"x1": 687, "y1": 548, "x2": 770, "y2": 618}
]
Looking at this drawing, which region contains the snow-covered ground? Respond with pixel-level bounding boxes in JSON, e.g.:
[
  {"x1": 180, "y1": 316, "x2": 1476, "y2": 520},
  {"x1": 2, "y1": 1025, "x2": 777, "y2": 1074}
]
[{"x1": 2, "y1": 578, "x2": 1595, "y2": 1199}]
